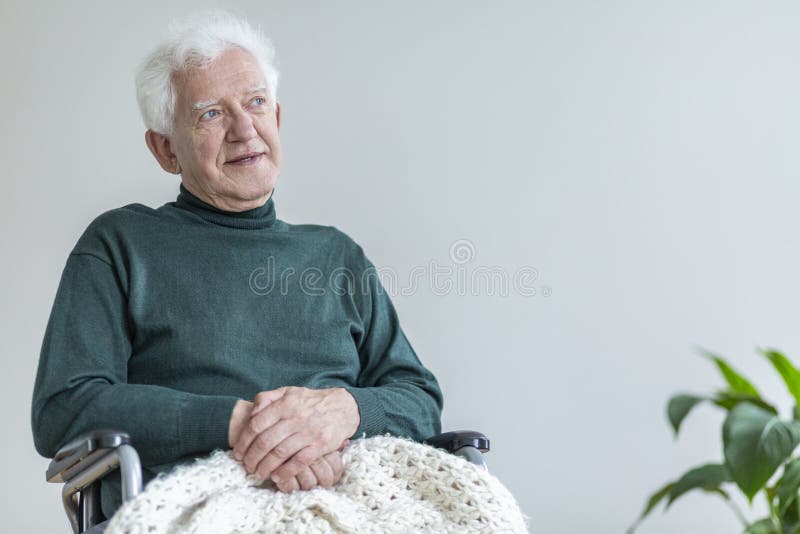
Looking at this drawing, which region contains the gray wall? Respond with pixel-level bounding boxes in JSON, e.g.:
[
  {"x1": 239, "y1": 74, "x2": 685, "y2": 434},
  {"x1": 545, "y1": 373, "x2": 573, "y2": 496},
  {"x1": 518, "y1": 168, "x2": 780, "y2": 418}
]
[{"x1": 3, "y1": 1, "x2": 799, "y2": 532}]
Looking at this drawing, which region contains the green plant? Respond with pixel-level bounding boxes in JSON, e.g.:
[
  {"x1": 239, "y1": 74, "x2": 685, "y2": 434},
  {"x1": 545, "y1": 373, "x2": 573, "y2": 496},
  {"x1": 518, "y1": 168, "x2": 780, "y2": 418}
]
[{"x1": 629, "y1": 349, "x2": 800, "y2": 534}]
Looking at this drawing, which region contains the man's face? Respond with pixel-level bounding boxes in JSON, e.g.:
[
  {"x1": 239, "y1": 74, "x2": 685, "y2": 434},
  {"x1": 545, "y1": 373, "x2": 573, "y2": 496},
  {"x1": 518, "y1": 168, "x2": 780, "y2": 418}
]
[{"x1": 169, "y1": 47, "x2": 281, "y2": 211}]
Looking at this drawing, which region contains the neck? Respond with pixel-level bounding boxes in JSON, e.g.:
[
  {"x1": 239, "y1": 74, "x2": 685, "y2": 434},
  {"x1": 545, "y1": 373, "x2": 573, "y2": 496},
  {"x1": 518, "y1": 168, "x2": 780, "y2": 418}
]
[
  {"x1": 181, "y1": 181, "x2": 273, "y2": 212},
  {"x1": 174, "y1": 183, "x2": 278, "y2": 230}
]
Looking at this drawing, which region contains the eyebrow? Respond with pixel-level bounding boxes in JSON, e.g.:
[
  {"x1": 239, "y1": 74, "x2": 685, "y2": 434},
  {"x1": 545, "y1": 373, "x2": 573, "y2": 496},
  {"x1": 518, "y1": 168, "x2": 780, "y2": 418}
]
[{"x1": 191, "y1": 85, "x2": 268, "y2": 111}]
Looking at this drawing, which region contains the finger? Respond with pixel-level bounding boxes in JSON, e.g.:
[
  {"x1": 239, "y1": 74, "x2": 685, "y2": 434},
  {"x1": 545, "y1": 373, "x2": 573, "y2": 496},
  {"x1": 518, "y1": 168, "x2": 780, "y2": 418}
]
[
  {"x1": 270, "y1": 445, "x2": 321, "y2": 485},
  {"x1": 295, "y1": 466, "x2": 318, "y2": 491},
  {"x1": 252, "y1": 387, "x2": 289, "y2": 416},
  {"x1": 310, "y1": 456, "x2": 334, "y2": 488},
  {"x1": 256, "y1": 433, "x2": 314, "y2": 481},
  {"x1": 228, "y1": 401, "x2": 254, "y2": 446},
  {"x1": 240, "y1": 419, "x2": 298, "y2": 473},
  {"x1": 234, "y1": 398, "x2": 292, "y2": 461},
  {"x1": 276, "y1": 476, "x2": 300, "y2": 493},
  {"x1": 324, "y1": 451, "x2": 345, "y2": 485}
]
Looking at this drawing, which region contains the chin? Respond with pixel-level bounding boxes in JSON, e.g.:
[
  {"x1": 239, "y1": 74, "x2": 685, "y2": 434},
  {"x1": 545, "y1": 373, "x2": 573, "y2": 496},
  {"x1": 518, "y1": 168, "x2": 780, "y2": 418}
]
[{"x1": 234, "y1": 181, "x2": 274, "y2": 202}]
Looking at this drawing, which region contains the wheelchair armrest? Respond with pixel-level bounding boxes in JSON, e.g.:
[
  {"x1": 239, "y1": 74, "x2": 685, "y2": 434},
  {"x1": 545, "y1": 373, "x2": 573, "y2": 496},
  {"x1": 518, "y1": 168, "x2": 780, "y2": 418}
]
[
  {"x1": 425, "y1": 430, "x2": 490, "y2": 454},
  {"x1": 46, "y1": 429, "x2": 143, "y2": 534},
  {"x1": 47, "y1": 429, "x2": 133, "y2": 483}
]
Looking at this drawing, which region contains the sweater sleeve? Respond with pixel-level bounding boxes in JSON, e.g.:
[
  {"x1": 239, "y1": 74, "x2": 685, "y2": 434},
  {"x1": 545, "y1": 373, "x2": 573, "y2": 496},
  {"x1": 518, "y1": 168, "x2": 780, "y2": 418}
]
[
  {"x1": 31, "y1": 252, "x2": 240, "y2": 466},
  {"x1": 343, "y1": 251, "x2": 443, "y2": 441}
]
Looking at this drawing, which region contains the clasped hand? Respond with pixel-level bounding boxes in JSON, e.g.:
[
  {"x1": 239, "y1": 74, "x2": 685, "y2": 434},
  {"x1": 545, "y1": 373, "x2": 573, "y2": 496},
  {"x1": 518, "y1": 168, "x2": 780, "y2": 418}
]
[{"x1": 228, "y1": 386, "x2": 360, "y2": 492}]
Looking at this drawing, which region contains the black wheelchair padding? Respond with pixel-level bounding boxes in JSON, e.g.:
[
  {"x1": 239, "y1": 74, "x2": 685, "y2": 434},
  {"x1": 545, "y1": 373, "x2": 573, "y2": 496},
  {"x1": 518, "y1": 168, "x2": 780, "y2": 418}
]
[
  {"x1": 425, "y1": 430, "x2": 490, "y2": 453},
  {"x1": 47, "y1": 430, "x2": 131, "y2": 483}
]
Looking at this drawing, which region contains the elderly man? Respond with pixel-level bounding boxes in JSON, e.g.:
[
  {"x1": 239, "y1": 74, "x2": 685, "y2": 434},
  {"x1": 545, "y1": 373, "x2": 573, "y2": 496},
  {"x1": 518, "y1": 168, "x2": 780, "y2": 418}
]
[{"x1": 31, "y1": 12, "x2": 442, "y2": 522}]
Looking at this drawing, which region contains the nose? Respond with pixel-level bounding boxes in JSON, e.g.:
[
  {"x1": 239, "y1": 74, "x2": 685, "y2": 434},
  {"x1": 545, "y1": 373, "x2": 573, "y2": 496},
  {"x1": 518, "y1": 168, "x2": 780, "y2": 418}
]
[{"x1": 226, "y1": 108, "x2": 257, "y2": 143}]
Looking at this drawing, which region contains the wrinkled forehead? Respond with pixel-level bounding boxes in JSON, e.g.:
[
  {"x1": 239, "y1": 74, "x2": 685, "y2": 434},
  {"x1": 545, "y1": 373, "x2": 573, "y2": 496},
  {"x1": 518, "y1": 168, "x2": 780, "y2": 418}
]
[{"x1": 172, "y1": 48, "x2": 267, "y2": 110}]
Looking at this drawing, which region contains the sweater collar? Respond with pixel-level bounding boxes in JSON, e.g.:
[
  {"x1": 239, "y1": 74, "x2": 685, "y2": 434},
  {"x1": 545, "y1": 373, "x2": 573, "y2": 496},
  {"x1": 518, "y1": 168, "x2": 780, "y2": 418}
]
[{"x1": 174, "y1": 183, "x2": 277, "y2": 230}]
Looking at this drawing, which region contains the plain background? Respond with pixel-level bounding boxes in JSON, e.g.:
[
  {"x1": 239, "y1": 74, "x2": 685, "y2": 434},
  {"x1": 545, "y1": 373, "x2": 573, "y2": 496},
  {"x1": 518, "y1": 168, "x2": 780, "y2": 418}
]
[{"x1": 3, "y1": 1, "x2": 800, "y2": 532}]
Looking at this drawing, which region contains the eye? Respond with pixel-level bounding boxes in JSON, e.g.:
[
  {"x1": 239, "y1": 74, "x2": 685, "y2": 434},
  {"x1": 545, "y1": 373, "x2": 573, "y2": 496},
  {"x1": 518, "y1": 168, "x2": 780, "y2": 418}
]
[
  {"x1": 200, "y1": 109, "x2": 220, "y2": 120},
  {"x1": 251, "y1": 96, "x2": 267, "y2": 107}
]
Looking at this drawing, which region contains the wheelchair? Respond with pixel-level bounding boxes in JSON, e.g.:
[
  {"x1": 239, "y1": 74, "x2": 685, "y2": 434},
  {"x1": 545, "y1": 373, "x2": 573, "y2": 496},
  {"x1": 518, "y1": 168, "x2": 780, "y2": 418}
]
[{"x1": 46, "y1": 429, "x2": 491, "y2": 533}]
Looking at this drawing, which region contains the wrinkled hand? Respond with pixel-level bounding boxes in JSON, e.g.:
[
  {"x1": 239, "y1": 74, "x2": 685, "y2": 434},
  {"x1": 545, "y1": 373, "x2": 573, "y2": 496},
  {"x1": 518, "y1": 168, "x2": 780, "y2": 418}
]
[
  {"x1": 273, "y1": 448, "x2": 346, "y2": 492},
  {"x1": 232, "y1": 386, "x2": 360, "y2": 485}
]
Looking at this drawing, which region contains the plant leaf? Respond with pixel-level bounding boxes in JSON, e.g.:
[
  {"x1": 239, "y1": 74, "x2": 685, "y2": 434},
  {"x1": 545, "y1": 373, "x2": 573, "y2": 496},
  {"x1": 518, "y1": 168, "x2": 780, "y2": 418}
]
[
  {"x1": 701, "y1": 350, "x2": 761, "y2": 397},
  {"x1": 641, "y1": 481, "x2": 674, "y2": 518},
  {"x1": 763, "y1": 349, "x2": 800, "y2": 408},
  {"x1": 628, "y1": 465, "x2": 732, "y2": 534},
  {"x1": 783, "y1": 501, "x2": 800, "y2": 534},
  {"x1": 666, "y1": 392, "x2": 778, "y2": 438},
  {"x1": 745, "y1": 518, "x2": 780, "y2": 534},
  {"x1": 713, "y1": 391, "x2": 778, "y2": 414},
  {"x1": 723, "y1": 403, "x2": 800, "y2": 501},
  {"x1": 627, "y1": 482, "x2": 675, "y2": 533},
  {"x1": 779, "y1": 458, "x2": 800, "y2": 515},
  {"x1": 667, "y1": 463, "x2": 732, "y2": 506},
  {"x1": 667, "y1": 394, "x2": 705, "y2": 435}
]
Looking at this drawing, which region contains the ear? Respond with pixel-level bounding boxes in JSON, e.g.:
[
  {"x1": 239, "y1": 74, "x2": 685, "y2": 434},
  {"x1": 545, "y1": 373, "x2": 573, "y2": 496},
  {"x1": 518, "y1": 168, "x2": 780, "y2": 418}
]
[
  {"x1": 275, "y1": 101, "x2": 281, "y2": 130},
  {"x1": 145, "y1": 129, "x2": 182, "y2": 174}
]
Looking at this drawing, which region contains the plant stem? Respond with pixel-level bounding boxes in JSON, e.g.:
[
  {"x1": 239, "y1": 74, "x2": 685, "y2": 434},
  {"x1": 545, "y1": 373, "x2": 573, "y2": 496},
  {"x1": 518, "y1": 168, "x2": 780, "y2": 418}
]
[
  {"x1": 724, "y1": 497, "x2": 748, "y2": 527},
  {"x1": 766, "y1": 489, "x2": 784, "y2": 534}
]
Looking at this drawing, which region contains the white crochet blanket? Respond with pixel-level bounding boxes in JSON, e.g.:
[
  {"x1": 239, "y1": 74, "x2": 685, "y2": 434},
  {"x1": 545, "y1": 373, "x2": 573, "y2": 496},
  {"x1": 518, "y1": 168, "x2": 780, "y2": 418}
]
[{"x1": 105, "y1": 436, "x2": 528, "y2": 533}]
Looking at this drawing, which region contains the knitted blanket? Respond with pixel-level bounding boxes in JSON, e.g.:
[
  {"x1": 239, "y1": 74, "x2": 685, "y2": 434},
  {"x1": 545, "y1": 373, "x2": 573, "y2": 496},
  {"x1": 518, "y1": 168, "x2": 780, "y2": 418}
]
[{"x1": 105, "y1": 436, "x2": 528, "y2": 533}]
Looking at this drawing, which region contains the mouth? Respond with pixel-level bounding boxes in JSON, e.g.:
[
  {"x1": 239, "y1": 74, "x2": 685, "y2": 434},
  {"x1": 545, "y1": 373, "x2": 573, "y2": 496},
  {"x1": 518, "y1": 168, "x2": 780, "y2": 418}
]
[{"x1": 225, "y1": 152, "x2": 265, "y2": 165}]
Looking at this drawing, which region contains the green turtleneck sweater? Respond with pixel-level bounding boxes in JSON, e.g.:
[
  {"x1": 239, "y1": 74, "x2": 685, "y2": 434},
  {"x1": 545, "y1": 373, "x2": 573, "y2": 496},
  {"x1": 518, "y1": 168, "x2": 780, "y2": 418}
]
[{"x1": 31, "y1": 184, "x2": 443, "y2": 518}]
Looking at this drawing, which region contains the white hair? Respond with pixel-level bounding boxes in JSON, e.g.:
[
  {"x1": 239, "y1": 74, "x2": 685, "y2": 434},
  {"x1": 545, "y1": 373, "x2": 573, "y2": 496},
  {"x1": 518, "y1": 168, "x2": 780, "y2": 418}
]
[{"x1": 135, "y1": 11, "x2": 279, "y2": 135}]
